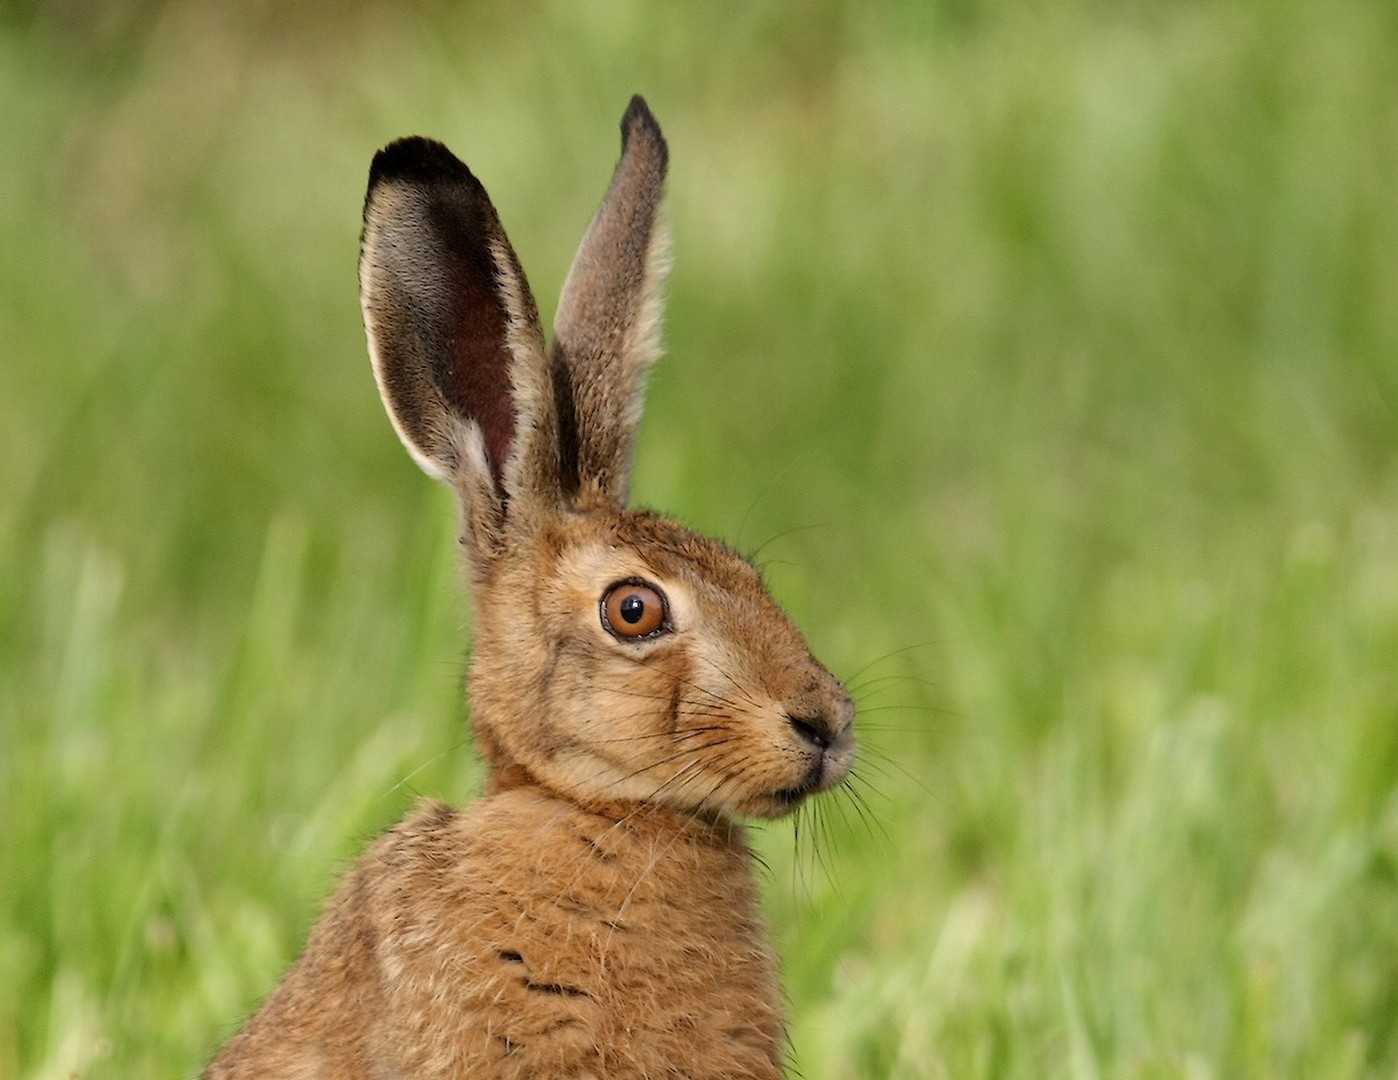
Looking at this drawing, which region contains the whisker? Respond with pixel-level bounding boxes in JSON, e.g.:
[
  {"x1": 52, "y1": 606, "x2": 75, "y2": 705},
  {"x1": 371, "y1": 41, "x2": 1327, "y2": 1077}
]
[
  {"x1": 748, "y1": 521, "x2": 827, "y2": 565},
  {"x1": 586, "y1": 724, "x2": 731, "y2": 747},
  {"x1": 623, "y1": 654, "x2": 747, "y2": 712},
  {"x1": 733, "y1": 458, "x2": 807, "y2": 551},
  {"x1": 840, "y1": 640, "x2": 947, "y2": 687},
  {"x1": 388, "y1": 736, "x2": 474, "y2": 797},
  {"x1": 840, "y1": 780, "x2": 891, "y2": 845},
  {"x1": 599, "y1": 737, "x2": 736, "y2": 790},
  {"x1": 693, "y1": 652, "x2": 763, "y2": 711},
  {"x1": 854, "y1": 747, "x2": 932, "y2": 794},
  {"x1": 853, "y1": 702, "x2": 954, "y2": 718},
  {"x1": 814, "y1": 798, "x2": 844, "y2": 896},
  {"x1": 597, "y1": 684, "x2": 738, "y2": 714},
  {"x1": 847, "y1": 673, "x2": 945, "y2": 699}
]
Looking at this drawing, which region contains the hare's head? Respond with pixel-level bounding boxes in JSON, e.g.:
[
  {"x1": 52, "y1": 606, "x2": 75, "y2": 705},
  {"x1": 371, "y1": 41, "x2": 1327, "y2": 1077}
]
[{"x1": 360, "y1": 97, "x2": 853, "y2": 821}]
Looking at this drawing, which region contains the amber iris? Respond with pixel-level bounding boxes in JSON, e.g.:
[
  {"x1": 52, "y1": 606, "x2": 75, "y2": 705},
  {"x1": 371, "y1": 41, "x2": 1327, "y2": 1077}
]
[{"x1": 602, "y1": 582, "x2": 667, "y2": 639}]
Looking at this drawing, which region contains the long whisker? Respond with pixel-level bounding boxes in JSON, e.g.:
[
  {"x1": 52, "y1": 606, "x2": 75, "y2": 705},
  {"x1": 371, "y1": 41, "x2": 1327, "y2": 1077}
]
[
  {"x1": 748, "y1": 521, "x2": 827, "y2": 565},
  {"x1": 733, "y1": 457, "x2": 807, "y2": 552},
  {"x1": 840, "y1": 640, "x2": 948, "y2": 686},
  {"x1": 840, "y1": 779, "x2": 890, "y2": 844},
  {"x1": 853, "y1": 746, "x2": 931, "y2": 795},
  {"x1": 853, "y1": 702, "x2": 953, "y2": 718},
  {"x1": 813, "y1": 798, "x2": 843, "y2": 897},
  {"x1": 586, "y1": 724, "x2": 730, "y2": 747},
  {"x1": 597, "y1": 737, "x2": 737, "y2": 791},
  {"x1": 693, "y1": 652, "x2": 764, "y2": 711},
  {"x1": 848, "y1": 676, "x2": 947, "y2": 702},
  {"x1": 596, "y1": 683, "x2": 739, "y2": 713},
  {"x1": 622, "y1": 654, "x2": 744, "y2": 711}
]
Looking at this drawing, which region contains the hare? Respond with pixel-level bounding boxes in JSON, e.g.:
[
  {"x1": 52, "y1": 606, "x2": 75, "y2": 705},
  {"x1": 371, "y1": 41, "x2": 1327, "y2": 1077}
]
[{"x1": 206, "y1": 95, "x2": 855, "y2": 1080}]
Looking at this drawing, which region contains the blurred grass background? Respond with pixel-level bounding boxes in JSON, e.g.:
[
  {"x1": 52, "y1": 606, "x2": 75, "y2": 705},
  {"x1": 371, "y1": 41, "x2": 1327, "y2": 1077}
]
[{"x1": 2, "y1": 0, "x2": 1397, "y2": 1076}]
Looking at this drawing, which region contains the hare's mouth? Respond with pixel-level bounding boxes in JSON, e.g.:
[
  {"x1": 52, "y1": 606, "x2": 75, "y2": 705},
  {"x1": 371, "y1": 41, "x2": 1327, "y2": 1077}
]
[
  {"x1": 773, "y1": 778, "x2": 818, "y2": 807},
  {"x1": 772, "y1": 748, "x2": 850, "y2": 808}
]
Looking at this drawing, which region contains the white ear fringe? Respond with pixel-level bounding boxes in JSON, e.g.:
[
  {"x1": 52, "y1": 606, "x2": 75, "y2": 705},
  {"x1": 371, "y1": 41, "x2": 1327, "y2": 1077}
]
[
  {"x1": 364, "y1": 329, "x2": 453, "y2": 484},
  {"x1": 450, "y1": 417, "x2": 507, "y2": 563},
  {"x1": 449, "y1": 417, "x2": 491, "y2": 492},
  {"x1": 620, "y1": 216, "x2": 672, "y2": 425}
]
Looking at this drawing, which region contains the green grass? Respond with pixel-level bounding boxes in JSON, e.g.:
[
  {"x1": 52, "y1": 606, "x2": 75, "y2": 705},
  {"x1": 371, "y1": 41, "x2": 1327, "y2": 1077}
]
[{"x1": 3, "y1": 1, "x2": 1397, "y2": 1076}]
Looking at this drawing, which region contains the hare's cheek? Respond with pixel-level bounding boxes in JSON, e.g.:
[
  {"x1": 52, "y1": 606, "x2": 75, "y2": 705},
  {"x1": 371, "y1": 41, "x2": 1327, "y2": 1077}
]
[{"x1": 550, "y1": 646, "x2": 681, "y2": 743}]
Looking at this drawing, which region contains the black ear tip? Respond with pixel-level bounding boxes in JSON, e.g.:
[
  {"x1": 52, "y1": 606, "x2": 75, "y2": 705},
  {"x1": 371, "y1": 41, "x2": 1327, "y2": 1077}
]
[
  {"x1": 624, "y1": 94, "x2": 654, "y2": 126},
  {"x1": 621, "y1": 95, "x2": 667, "y2": 164},
  {"x1": 368, "y1": 136, "x2": 475, "y2": 192}
]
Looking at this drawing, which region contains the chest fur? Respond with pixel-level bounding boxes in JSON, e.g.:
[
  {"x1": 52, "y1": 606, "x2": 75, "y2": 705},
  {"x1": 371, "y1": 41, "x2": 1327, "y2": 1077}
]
[{"x1": 356, "y1": 794, "x2": 787, "y2": 1078}]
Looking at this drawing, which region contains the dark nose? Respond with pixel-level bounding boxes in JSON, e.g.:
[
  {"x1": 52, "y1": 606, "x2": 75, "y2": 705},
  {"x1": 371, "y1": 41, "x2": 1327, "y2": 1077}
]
[
  {"x1": 787, "y1": 681, "x2": 856, "y2": 753},
  {"x1": 787, "y1": 713, "x2": 834, "y2": 751}
]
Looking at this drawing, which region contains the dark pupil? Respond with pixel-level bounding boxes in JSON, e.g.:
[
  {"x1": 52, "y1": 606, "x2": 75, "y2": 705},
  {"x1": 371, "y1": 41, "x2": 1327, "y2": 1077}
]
[{"x1": 619, "y1": 594, "x2": 646, "y2": 624}]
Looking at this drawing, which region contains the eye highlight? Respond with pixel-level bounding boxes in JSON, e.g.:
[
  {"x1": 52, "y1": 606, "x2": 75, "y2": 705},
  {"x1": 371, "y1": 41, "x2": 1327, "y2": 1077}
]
[{"x1": 601, "y1": 581, "x2": 669, "y2": 641}]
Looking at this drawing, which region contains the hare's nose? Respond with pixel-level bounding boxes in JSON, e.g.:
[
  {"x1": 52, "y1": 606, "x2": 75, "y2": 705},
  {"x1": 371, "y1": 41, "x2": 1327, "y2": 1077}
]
[
  {"x1": 786, "y1": 713, "x2": 834, "y2": 751},
  {"x1": 786, "y1": 680, "x2": 855, "y2": 751}
]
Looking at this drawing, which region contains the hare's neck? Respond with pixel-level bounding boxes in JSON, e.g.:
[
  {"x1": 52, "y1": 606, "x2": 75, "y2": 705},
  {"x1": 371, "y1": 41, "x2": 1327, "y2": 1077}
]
[
  {"x1": 477, "y1": 744, "x2": 581, "y2": 806},
  {"x1": 467, "y1": 707, "x2": 752, "y2": 866},
  {"x1": 482, "y1": 783, "x2": 752, "y2": 872},
  {"x1": 470, "y1": 708, "x2": 537, "y2": 794},
  {"x1": 480, "y1": 755, "x2": 535, "y2": 796}
]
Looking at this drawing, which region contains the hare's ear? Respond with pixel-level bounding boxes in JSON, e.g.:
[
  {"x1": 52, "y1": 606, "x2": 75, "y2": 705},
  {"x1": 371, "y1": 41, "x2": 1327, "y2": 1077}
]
[
  {"x1": 360, "y1": 138, "x2": 562, "y2": 553},
  {"x1": 551, "y1": 96, "x2": 670, "y2": 508}
]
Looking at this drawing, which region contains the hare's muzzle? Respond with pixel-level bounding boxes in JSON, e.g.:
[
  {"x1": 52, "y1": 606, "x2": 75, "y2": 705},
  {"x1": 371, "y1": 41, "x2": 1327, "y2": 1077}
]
[{"x1": 782, "y1": 690, "x2": 856, "y2": 798}]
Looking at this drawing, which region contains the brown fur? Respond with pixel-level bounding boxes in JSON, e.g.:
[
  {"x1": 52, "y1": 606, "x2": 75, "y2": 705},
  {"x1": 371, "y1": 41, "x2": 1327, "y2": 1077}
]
[{"x1": 207, "y1": 96, "x2": 854, "y2": 1079}]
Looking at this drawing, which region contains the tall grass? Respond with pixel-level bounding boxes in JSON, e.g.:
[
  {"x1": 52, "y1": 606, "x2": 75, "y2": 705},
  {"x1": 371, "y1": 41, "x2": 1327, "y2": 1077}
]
[{"x1": 2, "y1": 2, "x2": 1396, "y2": 1076}]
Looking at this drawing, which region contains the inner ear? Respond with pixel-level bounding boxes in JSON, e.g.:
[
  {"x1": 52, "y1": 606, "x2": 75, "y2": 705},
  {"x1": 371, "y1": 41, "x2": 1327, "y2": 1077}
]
[
  {"x1": 431, "y1": 207, "x2": 515, "y2": 494},
  {"x1": 550, "y1": 351, "x2": 582, "y2": 499},
  {"x1": 362, "y1": 136, "x2": 539, "y2": 501}
]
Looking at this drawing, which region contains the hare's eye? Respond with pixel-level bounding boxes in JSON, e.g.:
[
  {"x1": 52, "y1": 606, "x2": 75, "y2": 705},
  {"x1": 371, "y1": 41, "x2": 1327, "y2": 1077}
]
[{"x1": 601, "y1": 581, "x2": 669, "y2": 640}]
